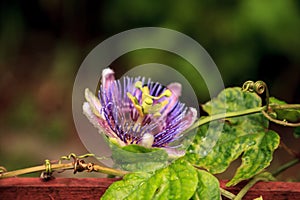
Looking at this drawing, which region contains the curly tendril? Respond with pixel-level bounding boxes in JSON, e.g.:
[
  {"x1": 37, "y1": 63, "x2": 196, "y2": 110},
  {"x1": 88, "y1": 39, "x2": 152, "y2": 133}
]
[
  {"x1": 242, "y1": 80, "x2": 300, "y2": 127},
  {"x1": 40, "y1": 159, "x2": 53, "y2": 180},
  {"x1": 242, "y1": 80, "x2": 269, "y2": 108}
]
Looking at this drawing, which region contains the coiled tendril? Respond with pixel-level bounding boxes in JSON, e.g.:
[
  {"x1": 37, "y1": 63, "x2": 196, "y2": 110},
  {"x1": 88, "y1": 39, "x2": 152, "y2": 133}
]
[
  {"x1": 242, "y1": 80, "x2": 300, "y2": 127},
  {"x1": 242, "y1": 80, "x2": 269, "y2": 108}
]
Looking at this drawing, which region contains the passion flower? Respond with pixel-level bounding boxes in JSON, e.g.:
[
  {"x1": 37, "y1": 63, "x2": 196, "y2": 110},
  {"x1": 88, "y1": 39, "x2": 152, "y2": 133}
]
[{"x1": 83, "y1": 68, "x2": 197, "y2": 156}]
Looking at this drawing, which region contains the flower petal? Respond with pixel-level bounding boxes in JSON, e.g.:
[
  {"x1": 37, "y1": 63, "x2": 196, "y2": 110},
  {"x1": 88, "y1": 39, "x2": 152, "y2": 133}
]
[
  {"x1": 161, "y1": 82, "x2": 182, "y2": 116},
  {"x1": 84, "y1": 88, "x2": 102, "y2": 118},
  {"x1": 167, "y1": 82, "x2": 182, "y2": 98},
  {"x1": 83, "y1": 89, "x2": 118, "y2": 139},
  {"x1": 102, "y1": 68, "x2": 115, "y2": 91},
  {"x1": 181, "y1": 107, "x2": 197, "y2": 131}
]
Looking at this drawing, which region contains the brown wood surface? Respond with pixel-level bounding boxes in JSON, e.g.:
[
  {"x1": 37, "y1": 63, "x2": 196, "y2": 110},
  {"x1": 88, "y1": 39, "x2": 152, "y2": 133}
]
[
  {"x1": 0, "y1": 178, "x2": 300, "y2": 199},
  {"x1": 0, "y1": 178, "x2": 119, "y2": 200},
  {"x1": 220, "y1": 180, "x2": 300, "y2": 200}
]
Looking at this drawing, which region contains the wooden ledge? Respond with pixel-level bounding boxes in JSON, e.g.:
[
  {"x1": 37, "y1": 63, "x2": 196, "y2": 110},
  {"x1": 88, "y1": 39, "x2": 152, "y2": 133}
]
[
  {"x1": 220, "y1": 180, "x2": 300, "y2": 200},
  {"x1": 0, "y1": 178, "x2": 300, "y2": 199},
  {"x1": 0, "y1": 178, "x2": 120, "y2": 199}
]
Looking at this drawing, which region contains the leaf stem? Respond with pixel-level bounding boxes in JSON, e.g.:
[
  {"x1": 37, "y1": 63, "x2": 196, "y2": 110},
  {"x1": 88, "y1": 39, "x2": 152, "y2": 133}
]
[
  {"x1": 188, "y1": 106, "x2": 266, "y2": 131},
  {"x1": 233, "y1": 172, "x2": 274, "y2": 200},
  {"x1": 220, "y1": 188, "x2": 236, "y2": 199},
  {"x1": 233, "y1": 178, "x2": 258, "y2": 200},
  {"x1": 272, "y1": 158, "x2": 300, "y2": 177}
]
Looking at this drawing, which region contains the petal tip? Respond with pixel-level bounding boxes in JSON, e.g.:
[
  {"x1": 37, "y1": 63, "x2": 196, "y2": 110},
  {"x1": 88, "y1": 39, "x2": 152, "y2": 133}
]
[
  {"x1": 167, "y1": 82, "x2": 182, "y2": 97},
  {"x1": 102, "y1": 68, "x2": 114, "y2": 77},
  {"x1": 102, "y1": 68, "x2": 115, "y2": 90}
]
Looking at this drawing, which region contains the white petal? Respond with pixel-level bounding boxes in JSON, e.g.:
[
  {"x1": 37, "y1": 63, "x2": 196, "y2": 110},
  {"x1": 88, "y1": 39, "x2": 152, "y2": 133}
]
[
  {"x1": 183, "y1": 107, "x2": 197, "y2": 130},
  {"x1": 102, "y1": 68, "x2": 115, "y2": 90},
  {"x1": 167, "y1": 82, "x2": 182, "y2": 97},
  {"x1": 83, "y1": 102, "x2": 119, "y2": 139},
  {"x1": 82, "y1": 102, "x2": 103, "y2": 131},
  {"x1": 84, "y1": 88, "x2": 102, "y2": 118},
  {"x1": 161, "y1": 82, "x2": 182, "y2": 117}
]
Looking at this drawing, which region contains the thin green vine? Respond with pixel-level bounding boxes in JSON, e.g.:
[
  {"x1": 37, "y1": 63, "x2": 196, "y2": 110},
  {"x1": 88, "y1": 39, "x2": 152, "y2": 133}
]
[
  {"x1": 262, "y1": 110, "x2": 300, "y2": 127},
  {"x1": 272, "y1": 158, "x2": 300, "y2": 177},
  {"x1": 186, "y1": 106, "x2": 266, "y2": 133},
  {"x1": 220, "y1": 188, "x2": 236, "y2": 199},
  {"x1": 234, "y1": 172, "x2": 275, "y2": 200},
  {"x1": 0, "y1": 153, "x2": 128, "y2": 179}
]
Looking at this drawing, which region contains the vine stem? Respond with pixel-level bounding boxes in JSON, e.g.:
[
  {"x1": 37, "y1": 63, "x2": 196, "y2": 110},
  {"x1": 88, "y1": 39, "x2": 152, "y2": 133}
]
[
  {"x1": 262, "y1": 110, "x2": 300, "y2": 127},
  {"x1": 233, "y1": 158, "x2": 300, "y2": 200},
  {"x1": 220, "y1": 188, "x2": 236, "y2": 199},
  {"x1": 0, "y1": 162, "x2": 127, "y2": 178},
  {"x1": 93, "y1": 164, "x2": 128, "y2": 176},
  {"x1": 233, "y1": 178, "x2": 261, "y2": 200},
  {"x1": 233, "y1": 172, "x2": 274, "y2": 200},
  {"x1": 187, "y1": 106, "x2": 266, "y2": 132},
  {"x1": 272, "y1": 158, "x2": 300, "y2": 177},
  {"x1": 271, "y1": 104, "x2": 300, "y2": 109},
  {"x1": 0, "y1": 163, "x2": 73, "y2": 178}
]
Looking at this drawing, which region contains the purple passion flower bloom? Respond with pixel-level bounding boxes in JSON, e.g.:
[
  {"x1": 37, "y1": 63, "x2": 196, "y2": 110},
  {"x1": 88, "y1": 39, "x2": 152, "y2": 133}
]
[{"x1": 83, "y1": 68, "x2": 197, "y2": 156}]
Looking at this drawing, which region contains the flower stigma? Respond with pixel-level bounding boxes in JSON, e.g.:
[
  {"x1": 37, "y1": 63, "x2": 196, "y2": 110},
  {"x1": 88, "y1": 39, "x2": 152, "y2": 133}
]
[{"x1": 127, "y1": 81, "x2": 172, "y2": 132}]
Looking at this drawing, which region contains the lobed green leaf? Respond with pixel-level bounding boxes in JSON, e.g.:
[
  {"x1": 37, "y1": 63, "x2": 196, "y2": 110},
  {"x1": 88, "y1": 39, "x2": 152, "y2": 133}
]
[
  {"x1": 186, "y1": 87, "x2": 280, "y2": 186},
  {"x1": 101, "y1": 158, "x2": 198, "y2": 200}
]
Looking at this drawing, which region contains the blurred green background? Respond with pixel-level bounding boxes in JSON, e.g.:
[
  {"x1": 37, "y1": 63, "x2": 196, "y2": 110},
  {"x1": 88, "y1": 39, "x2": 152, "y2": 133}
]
[{"x1": 0, "y1": 1, "x2": 299, "y2": 179}]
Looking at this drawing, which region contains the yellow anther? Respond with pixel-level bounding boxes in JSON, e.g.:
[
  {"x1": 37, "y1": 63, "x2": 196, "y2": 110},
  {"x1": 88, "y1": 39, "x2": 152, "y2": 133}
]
[
  {"x1": 134, "y1": 81, "x2": 143, "y2": 89},
  {"x1": 158, "y1": 89, "x2": 172, "y2": 98},
  {"x1": 127, "y1": 81, "x2": 173, "y2": 119},
  {"x1": 144, "y1": 98, "x2": 153, "y2": 105},
  {"x1": 127, "y1": 92, "x2": 139, "y2": 105},
  {"x1": 159, "y1": 99, "x2": 169, "y2": 107},
  {"x1": 143, "y1": 89, "x2": 172, "y2": 100}
]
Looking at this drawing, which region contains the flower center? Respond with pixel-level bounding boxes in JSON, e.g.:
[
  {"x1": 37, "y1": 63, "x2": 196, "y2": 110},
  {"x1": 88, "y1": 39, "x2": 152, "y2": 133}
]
[{"x1": 127, "y1": 81, "x2": 172, "y2": 126}]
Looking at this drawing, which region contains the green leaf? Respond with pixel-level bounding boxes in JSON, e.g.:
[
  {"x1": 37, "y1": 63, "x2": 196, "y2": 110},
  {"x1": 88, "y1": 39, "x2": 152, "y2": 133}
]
[
  {"x1": 186, "y1": 87, "x2": 280, "y2": 186},
  {"x1": 269, "y1": 97, "x2": 286, "y2": 105},
  {"x1": 227, "y1": 130, "x2": 279, "y2": 186},
  {"x1": 269, "y1": 97, "x2": 300, "y2": 123},
  {"x1": 191, "y1": 170, "x2": 221, "y2": 200},
  {"x1": 109, "y1": 139, "x2": 169, "y2": 172},
  {"x1": 101, "y1": 158, "x2": 198, "y2": 200}
]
